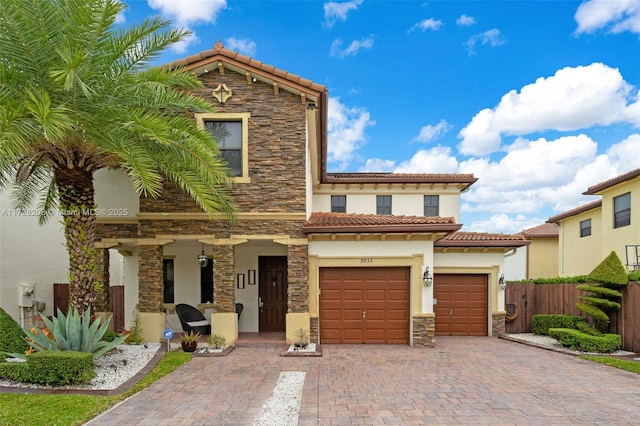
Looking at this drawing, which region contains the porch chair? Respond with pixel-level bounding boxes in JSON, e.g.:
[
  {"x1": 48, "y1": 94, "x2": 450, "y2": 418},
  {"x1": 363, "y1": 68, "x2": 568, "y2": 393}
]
[{"x1": 175, "y1": 303, "x2": 211, "y2": 335}]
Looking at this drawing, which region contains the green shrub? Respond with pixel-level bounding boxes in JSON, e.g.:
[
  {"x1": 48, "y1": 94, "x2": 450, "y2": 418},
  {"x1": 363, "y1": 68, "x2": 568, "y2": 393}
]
[
  {"x1": 577, "y1": 284, "x2": 622, "y2": 299},
  {"x1": 26, "y1": 351, "x2": 95, "y2": 385},
  {"x1": 548, "y1": 328, "x2": 621, "y2": 353},
  {"x1": 575, "y1": 320, "x2": 603, "y2": 336},
  {"x1": 578, "y1": 295, "x2": 621, "y2": 310},
  {"x1": 0, "y1": 308, "x2": 29, "y2": 356},
  {"x1": 22, "y1": 307, "x2": 127, "y2": 360},
  {"x1": 102, "y1": 329, "x2": 119, "y2": 342},
  {"x1": 0, "y1": 351, "x2": 95, "y2": 385},
  {"x1": 576, "y1": 302, "x2": 610, "y2": 331},
  {"x1": 532, "y1": 314, "x2": 580, "y2": 335},
  {"x1": 588, "y1": 251, "x2": 628, "y2": 286},
  {"x1": 628, "y1": 270, "x2": 640, "y2": 282}
]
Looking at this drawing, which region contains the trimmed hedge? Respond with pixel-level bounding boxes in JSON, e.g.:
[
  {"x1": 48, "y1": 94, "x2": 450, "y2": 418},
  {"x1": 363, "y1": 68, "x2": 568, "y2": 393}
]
[
  {"x1": 548, "y1": 328, "x2": 621, "y2": 353},
  {"x1": 532, "y1": 314, "x2": 581, "y2": 335},
  {"x1": 0, "y1": 307, "x2": 29, "y2": 355},
  {"x1": 0, "y1": 351, "x2": 95, "y2": 386}
]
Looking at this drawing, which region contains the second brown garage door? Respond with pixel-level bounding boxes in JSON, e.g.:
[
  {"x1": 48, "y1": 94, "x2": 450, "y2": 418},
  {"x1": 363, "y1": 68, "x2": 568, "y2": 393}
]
[
  {"x1": 434, "y1": 274, "x2": 488, "y2": 336},
  {"x1": 319, "y1": 267, "x2": 410, "y2": 344}
]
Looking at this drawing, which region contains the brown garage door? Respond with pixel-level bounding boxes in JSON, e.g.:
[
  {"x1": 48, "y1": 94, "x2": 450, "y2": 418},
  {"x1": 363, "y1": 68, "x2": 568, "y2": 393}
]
[
  {"x1": 320, "y1": 267, "x2": 410, "y2": 344},
  {"x1": 434, "y1": 274, "x2": 488, "y2": 336}
]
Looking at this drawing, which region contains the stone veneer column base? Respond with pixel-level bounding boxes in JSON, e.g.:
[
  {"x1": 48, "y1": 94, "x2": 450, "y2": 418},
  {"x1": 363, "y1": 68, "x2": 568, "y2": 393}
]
[
  {"x1": 310, "y1": 316, "x2": 319, "y2": 344},
  {"x1": 413, "y1": 315, "x2": 436, "y2": 347},
  {"x1": 212, "y1": 312, "x2": 238, "y2": 346},
  {"x1": 492, "y1": 312, "x2": 506, "y2": 336}
]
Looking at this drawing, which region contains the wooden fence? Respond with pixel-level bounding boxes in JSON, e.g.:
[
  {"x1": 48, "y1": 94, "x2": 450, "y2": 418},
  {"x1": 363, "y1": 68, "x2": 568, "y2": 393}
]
[
  {"x1": 505, "y1": 281, "x2": 640, "y2": 352},
  {"x1": 53, "y1": 283, "x2": 125, "y2": 332}
]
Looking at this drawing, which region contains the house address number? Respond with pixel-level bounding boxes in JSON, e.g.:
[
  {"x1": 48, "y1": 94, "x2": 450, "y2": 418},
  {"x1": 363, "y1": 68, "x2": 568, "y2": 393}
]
[{"x1": 360, "y1": 258, "x2": 373, "y2": 263}]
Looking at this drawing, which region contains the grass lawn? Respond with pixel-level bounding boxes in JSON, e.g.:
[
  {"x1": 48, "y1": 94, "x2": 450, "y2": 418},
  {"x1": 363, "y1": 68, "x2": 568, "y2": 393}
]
[
  {"x1": 580, "y1": 355, "x2": 640, "y2": 374},
  {"x1": 0, "y1": 351, "x2": 191, "y2": 426}
]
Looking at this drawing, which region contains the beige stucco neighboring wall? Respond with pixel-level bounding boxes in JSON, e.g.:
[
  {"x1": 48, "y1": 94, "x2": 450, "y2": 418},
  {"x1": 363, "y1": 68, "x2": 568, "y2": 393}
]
[
  {"x1": 599, "y1": 180, "x2": 640, "y2": 266},
  {"x1": 93, "y1": 168, "x2": 139, "y2": 218},
  {"x1": 558, "y1": 208, "x2": 602, "y2": 276},
  {"x1": 527, "y1": 238, "x2": 558, "y2": 279}
]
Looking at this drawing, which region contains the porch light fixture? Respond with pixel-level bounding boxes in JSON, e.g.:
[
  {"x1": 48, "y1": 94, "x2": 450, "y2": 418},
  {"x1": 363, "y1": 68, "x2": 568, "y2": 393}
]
[
  {"x1": 498, "y1": 274, "x2": 506, "y2": 290},
  {"x1": 198, "y1": 244, "x2": 209, "y2": 268},
  {"x1": 422, "y1": 267, "x2": 433, "y2": 287}
]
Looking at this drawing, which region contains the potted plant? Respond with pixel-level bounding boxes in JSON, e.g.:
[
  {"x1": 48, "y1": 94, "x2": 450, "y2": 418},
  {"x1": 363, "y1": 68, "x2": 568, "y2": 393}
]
[{"x1": 180, "y1": 330, "x2": 200, "y2": 352}]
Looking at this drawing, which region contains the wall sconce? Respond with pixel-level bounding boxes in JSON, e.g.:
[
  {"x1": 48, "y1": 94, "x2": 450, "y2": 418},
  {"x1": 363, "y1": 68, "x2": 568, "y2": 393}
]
[
  {"x1": 498, "y1": 274, "x2": 506, "y2": 290},
  {"x1": 198, "y1": 244, "x2": 209, "y2": 268},
  {"x1": 423, "y1": 267, "x2": 433, "y2": 287}
]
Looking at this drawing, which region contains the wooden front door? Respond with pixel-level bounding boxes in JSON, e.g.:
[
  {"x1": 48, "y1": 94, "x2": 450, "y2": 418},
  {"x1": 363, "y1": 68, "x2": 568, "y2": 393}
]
[
  {"x1": 434, "y1": 274, "x2": 488, "y2": 336},
  {"x1": 259, "y1": 256, "x2": 288, "y2": 332}
]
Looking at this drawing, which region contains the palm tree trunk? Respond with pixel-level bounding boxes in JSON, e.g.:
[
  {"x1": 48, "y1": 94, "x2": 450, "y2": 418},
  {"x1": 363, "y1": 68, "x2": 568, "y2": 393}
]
[{"x1": 55, "y1": 168, "x2": 99, "y2": 313}]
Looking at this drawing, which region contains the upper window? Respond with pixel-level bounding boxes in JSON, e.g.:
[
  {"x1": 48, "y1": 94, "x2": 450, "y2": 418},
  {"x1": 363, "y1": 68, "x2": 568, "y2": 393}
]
[
  {"x1": 424, "y1": 195, "x2": 439, "y2": 216},
  {"x1": 331, "y1": 195, "x2": 346, "y2": 213},
  {"x1": 580, "y1": 219, "x2": 591, "y2": 237},
  {"x1": 195, "y1": 113, "x2": 250, "y2": 183},
  {"x1": 614, "y1": 192, "x2": 631, "y2": 228},
  {"x1": 376, "y1": 195, "x2": 392, "y2": 215}
]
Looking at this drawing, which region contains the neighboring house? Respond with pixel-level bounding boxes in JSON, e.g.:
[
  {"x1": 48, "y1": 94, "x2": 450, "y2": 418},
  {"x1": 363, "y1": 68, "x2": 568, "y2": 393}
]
[
  {"x1": 506, "y1": 223, "x2": 559, "y2": 280},
  {"x1": 3, "y1": 42, "x2": 530, "y2": 345},
  {"x1": 547, "y1": 168, "x2": 640, "y2": 276}
]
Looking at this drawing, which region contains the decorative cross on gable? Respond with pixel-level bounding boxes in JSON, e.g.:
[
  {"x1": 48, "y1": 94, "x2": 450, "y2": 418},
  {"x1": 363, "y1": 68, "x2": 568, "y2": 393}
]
[{"x1": 212, "y1": 83, "x2": 232, "y2": 103}]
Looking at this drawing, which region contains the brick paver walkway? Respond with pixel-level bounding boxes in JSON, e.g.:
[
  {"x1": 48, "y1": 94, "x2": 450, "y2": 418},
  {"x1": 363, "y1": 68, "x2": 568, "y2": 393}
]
[{"x1": 87, "y1": 337, "x2": 640, "y2": 425}]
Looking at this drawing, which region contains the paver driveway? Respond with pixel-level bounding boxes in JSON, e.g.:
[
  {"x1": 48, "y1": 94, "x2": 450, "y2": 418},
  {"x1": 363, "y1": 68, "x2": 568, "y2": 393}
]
[{"x1": 87, "y1": 337, "x2": 640, "y2": 425}]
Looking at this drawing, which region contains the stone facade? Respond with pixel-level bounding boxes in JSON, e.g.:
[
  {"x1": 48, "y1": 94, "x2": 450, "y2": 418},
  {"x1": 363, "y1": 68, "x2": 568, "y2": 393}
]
[
  {"x1": 412, "y1": 316, "x2": 436, "y2": 347},
  {"x1": 310, "y1": 316, "x2": 319, "y2": 344},
  {"x1": 94, "y1": 248, "x2": 110, "y2": 312},
  {"x1": 287, "y1": 245, "x2": 309, "y2": 313},
  {"x1": 213, "y1": 244, "x2": 235, "y2": 313},
  {"x1": 492, "y1": 312, "x2": 505, "y2": 336},
  {"x1": 137, "y1": 245, "x2": 164, "y2": 312}
]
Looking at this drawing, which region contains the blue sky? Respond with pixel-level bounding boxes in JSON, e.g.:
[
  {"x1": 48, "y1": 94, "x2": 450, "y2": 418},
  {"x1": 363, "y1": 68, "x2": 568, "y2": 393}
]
[{"x1": 121, "y1": 0, "x2": 640, "y2": 234}]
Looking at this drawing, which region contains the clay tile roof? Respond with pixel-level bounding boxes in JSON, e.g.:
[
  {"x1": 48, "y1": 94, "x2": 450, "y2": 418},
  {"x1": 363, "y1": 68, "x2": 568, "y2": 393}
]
[
  {"x1": 164, "y1": 41, "x2": 326, "y2": 95},
  {"x1": 516, "y1": 222, "x2": 559, "y2": 238},
  {"x1": 325, "y1": 173, "x2": 478, "y2": 187},
  {"x1": 303, "y1": 212, "x2": 461, "y2": 234},
  {"x1": 546, "y1": 199, "x2": 602, "y2": 223},
  {"x1": 583, "y1": 168, "x2": 640, "y2": 195},
  {"x1": 435, "y1": 231, "x2": 530, "y2": 247}
]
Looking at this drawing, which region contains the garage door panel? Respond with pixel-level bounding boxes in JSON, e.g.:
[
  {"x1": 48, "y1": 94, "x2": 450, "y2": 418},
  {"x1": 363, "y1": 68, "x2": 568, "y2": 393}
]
[
  {"x1": 435, "y1": 274, "x2": 488, "y2": 336},
  {"x1": 320, "y1": 267, "x2": 409, "y2": 344}
]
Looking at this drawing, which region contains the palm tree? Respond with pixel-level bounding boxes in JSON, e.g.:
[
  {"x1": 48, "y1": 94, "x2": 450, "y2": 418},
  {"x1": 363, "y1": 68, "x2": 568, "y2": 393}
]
[{"x1": 0, "y1": 0, "x2": 236, "y2": 312}]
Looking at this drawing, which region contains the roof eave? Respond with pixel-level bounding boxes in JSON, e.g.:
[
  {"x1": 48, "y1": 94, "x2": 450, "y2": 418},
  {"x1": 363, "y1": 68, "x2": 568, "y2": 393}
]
[
  {"x1": 435, "y1": 240, "x2": 531, "y2": 248},
  {"x1": 303, "y1": 223, "x2": 462, "y2": 234}
]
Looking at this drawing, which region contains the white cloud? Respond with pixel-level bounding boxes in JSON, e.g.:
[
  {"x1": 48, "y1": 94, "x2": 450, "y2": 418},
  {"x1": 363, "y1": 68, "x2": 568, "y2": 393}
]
[
  {"x1": 330, "y1": 36, "x2": 374, "y2": 58},
  {"x1": 358, "y1": 158, "x2": 396, "y2": 172},
  {"x1": 606, "y1": 134, "x2": 640, "y2": 170},
  {"x1": 414, "y1": 120, "x2": 452, "y2": 143},
  {"x1": 575, "y1": 0, "x2": 640, "y2": 34},
  {"x1": 458, "y1": 63, "x2": 640, "y2": 156},
  {"x1": 323, "y1": 0, "x2": 363, "y2": 28},
  {"x1": 224, "y1": 37, "x2": 257, "y2": 56},
  {"x1": 408, "y1": 18, "x2": 444, "y2": 33},
  {"x1": 327, "y1": 97, "x2": 375, "y2": 170},
  {"x1": 393, "y1": 147, "x2": 460, "y2": 174},
  {"x1": 147, "y1": 0, "x2": 226, "y2": 26},
  {"x1": 465, "y1": 28, "x2": 505, "y2": 55},
  {"x1": 456, "y1": 14, "x2": 476, "y2": 26},
  {"x1": 147, "y1": 0, "x2": 227, "y2": 53},
  {"x1": 464, "y1": 213, "x2": 545, "y2": 234},
  {"x1": 115, "y1": 10, "x2": 126, "y2": 24}
]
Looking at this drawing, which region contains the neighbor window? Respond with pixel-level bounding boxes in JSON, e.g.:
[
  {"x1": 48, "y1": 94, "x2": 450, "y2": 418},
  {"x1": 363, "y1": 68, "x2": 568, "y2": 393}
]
[
  {"x1": 195, "y1": 113, "x2": 250, "y2": 183},
  {"x1": 163, "y1": 259, "x2": 174, "y2": 304},
  {"x1": 376, "y1": 195, "x2": 392, "y2": 215},
  {"x1": 580, "y1": 219, "x2": 591, "y2": 237},
  {"x1": 331, "y1": 195, "x2": 346, "y2": 213},
  {"x1": 424, "y1": 195, "x2": 439, "y2": 216},
  {"x1": 614, "y1": 192, "x2": 631, "y2": 228}
]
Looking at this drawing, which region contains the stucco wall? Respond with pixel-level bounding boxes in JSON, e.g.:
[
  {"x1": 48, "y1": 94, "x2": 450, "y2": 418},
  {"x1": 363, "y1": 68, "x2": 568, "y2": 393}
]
[
  {"x1": 0, "y1": 189, "x2": 68, "y2": 324},
  {"x1": 558, "y1": 208, "x2": 602, "y2": 276},
  {"x1": 599, "y1": 181, "x2": 640, "y2": 267},
  {"x1": 527, "y1": 238, "x2": 559, "y2": 279}
]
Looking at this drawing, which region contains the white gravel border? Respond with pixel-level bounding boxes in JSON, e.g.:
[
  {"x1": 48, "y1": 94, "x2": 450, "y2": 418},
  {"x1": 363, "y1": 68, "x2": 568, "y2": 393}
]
[{"x1": 254, "y1": 371, "x2": 305, "y2": 426}]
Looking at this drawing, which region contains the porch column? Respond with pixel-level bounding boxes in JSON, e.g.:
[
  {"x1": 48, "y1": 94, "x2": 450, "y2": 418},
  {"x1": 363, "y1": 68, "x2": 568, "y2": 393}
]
[
  {"x1": 93, "y1": 247, "x2": 110, "y2": 312},
  {"x1": 137, "y1": 239, "x2": 172, "y2": 342},
  {"x1": 211, "y1": 243, "x2": 237, "y2": 345},
  {"x1": 286, "y1": 243, "x2": 310, "y2": 345}
]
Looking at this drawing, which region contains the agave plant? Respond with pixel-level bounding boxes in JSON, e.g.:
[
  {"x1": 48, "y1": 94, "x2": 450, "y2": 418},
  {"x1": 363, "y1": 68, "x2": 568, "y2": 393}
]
[{"x1": 22, "y1": 307, "x2": 127, "y2": 359}]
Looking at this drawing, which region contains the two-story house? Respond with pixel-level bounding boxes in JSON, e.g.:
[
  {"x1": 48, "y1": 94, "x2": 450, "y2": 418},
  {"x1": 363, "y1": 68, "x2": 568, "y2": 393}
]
[
  {"x1": 547, "y1": 168, "x2": 640, "y2": 276},
  {"x1": 2, "y1": 42, "x2": 531, "y2": 346}
]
